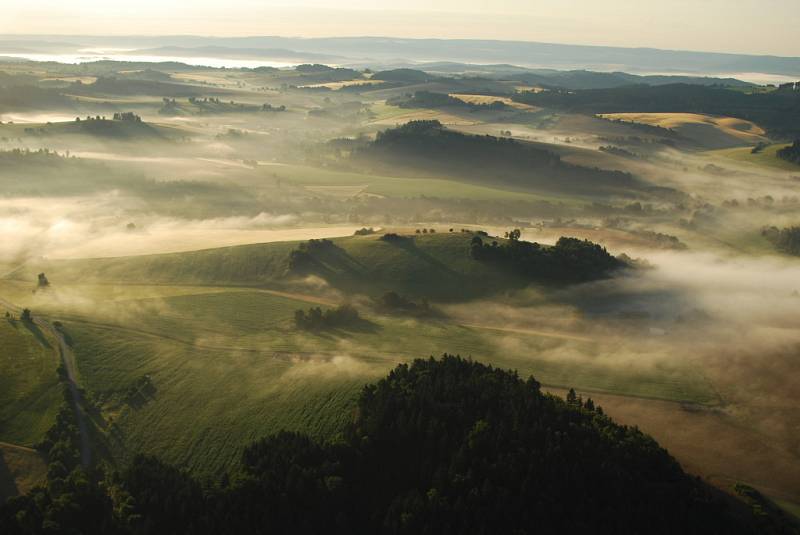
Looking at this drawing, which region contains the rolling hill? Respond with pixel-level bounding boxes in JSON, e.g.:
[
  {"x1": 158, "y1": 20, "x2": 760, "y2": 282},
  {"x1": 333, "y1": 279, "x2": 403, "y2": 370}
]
[
  {"x1": 348, "y1": 120, "x2": 661, "y2": 198},
  {"x1": 599, "y1": 112, "x2": 769, "y2": 149},
  {"x1": 11, "y1": 232, "x2": 621, "y2": 300}
]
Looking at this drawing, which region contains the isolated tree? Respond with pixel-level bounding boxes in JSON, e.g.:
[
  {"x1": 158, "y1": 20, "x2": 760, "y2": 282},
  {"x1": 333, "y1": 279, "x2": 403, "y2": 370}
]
[{"x1": 20, "y1": 308, "x2": 32, "y2": 322}]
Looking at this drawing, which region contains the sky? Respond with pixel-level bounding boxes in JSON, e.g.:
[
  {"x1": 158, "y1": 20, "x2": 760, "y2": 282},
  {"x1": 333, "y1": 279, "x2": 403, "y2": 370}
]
[{"x1": 2, "y1": 0, "x2": 798, "y2": 57}]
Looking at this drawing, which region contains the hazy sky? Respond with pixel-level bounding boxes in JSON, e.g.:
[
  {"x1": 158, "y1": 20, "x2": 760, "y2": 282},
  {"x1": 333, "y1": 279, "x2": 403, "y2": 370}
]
[{"x1": 2, "y1": 0, "x2": 798, "y2": 56}]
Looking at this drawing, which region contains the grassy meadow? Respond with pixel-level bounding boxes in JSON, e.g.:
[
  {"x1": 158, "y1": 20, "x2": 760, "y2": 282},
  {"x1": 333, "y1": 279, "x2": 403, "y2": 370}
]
[{"x1": 0, "y1": 315, "x2": 61, "y2": 446}]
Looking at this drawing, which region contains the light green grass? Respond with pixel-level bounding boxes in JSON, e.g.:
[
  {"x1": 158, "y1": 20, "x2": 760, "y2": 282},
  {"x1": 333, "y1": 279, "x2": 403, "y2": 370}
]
[
  {"x1": 12, "y1": 233, "x2": 531, "y2": 300},
  {"x1": 4, "y1": 234, "x2": 715, "y2": 475},
  {"x1": 64, "y1": 292, "x2": 713, "y2": 477},
  {"x1": 710, "y1": 144, "x2": 800, "y2": 171},
  {"x1": 0, "y1": 317, "x2": 61, "y2": 446}
]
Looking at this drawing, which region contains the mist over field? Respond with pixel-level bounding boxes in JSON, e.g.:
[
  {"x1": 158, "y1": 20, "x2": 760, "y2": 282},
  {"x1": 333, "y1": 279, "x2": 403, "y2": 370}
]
[{"x1": 1, "y1": 19, "x2": 799, "y2": 533}]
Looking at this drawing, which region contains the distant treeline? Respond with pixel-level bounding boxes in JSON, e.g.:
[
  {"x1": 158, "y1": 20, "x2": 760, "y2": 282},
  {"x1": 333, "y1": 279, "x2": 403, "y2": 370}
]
[
  {"x1": 351, "y1": 120, "x2": 652, "y2": 197},
  {"x1": 2, "y1": 355, "x2": 775, "y2": 534},
  {"x1": 471, "y1": 232, "x2": 625, "y2": 282},
  {"x1": 513, "y1": 83, "x2": 800, "y2": 138}
]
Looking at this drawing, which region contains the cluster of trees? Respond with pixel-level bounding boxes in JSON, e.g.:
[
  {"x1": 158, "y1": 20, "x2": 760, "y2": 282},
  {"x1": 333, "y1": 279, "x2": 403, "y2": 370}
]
[
  {"x1": 762, "y1": 226, "x2": 800, "y2": 255},
  {"x1": 353, "y1": 227, "x2": 376, "y2": 236},
  {"x1": 374, "y1": 291, "x2": 436, "y2": 317},
  {"x1": 379, "y1": 232, "x2": 411, "y2": 243},
  {"x1": 287, "y1": 239, "x2": 338, "y2": 273},
  {"x1": 261, "y1": 103, "x2": 287, "y2": 112},
  {"x1": 294, "y1": 304, "x2": 361, "y2": 331},
  {"x1": 2, "y1": 355, "x2": 771, "y2": 534},
  {"x1": 75, "y1": 115, "x2": 109, "y2": 122},
  {"x1": 599, "y1": 145, "x2": 640, "y2": 159},
  {"x1": 415, "y1": 228, "x2": 436, "y2": 234},
  {"x1": 470, "y1": 232, "x2": 625, "y2": 283},
  {"x1": 777, "y1": 140, "x2": 800, "y2": 165},
  {"x1": 111, "y1": 112, "x2": 141, "y2": 122}
]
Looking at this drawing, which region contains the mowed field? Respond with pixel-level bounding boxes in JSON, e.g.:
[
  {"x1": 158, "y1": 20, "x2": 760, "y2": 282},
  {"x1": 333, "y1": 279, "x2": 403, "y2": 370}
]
[{"x1": 599, "y1": 112, "x2": 769, "y2": 149}]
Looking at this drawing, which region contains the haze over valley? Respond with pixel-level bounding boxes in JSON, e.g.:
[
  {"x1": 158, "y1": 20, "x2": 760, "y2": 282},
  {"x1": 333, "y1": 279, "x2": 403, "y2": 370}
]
[{"x1": 1, "y1": 4, "x2": 800, "y2": 532}]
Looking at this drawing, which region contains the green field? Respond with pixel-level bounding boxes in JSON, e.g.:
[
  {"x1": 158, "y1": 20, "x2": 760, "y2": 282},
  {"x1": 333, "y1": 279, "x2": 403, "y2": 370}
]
[
  {"x1": 0, "y1": 314, "x2": 61, "y2": 446},
  {"x1": 272, "y1": 163, "x2": 577, "y2": 204},
  {"x1": 13, "y1": 233, "x2": 533, "y2": 300},
  {"x1": 55, "y1": 287, "x2": 713, "y2": 476},
  {"x1": 2, "y1": 231, "x2": 718, "y2": 476},
  {"x1": 710, "y1": 144, "x2": 800, "y2": 171}
]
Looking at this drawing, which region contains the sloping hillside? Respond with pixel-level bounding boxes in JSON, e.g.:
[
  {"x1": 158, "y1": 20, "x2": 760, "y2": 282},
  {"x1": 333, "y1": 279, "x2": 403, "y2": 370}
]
[
  {"x1": 350, "y1": 120, "x2": 656, "y2": 198},
  {"x1": 11, "y1": 232, "x2": 623, "y2": 300}
]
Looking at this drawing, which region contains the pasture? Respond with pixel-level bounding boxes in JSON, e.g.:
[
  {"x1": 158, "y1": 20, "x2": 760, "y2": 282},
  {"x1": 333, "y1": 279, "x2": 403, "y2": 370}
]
[{"x1": 0, "y1": 315, "x2": 61, "y2": 446}]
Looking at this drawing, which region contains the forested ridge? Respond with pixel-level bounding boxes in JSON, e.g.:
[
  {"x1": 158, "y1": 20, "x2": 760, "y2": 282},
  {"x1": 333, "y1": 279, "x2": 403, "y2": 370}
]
[{"x1": 2, "y1": 356, "x2": 779, "y2": 534}]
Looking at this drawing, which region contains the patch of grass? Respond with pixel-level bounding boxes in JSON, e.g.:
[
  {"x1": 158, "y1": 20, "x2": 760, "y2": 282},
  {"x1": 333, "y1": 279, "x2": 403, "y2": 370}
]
[
  {"x1": 710, "y1": 144, "x2": 799, "y2": 171},
  {"x1": 0, "y1": 443, "x2": 47, "y2": 503},
  {"x1": 0, "y1": 317, "x2": 61, "y2": 446}
]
